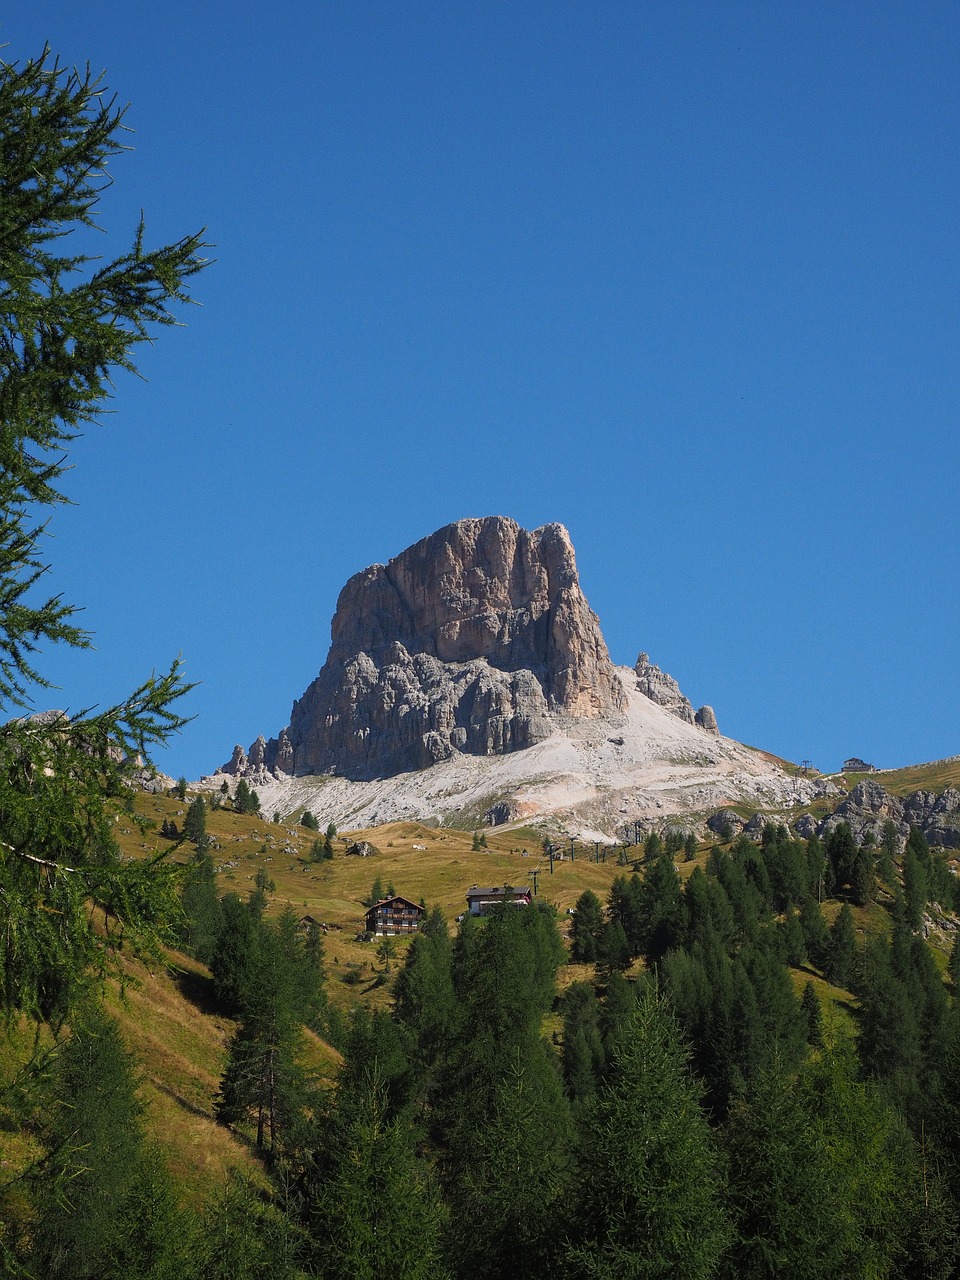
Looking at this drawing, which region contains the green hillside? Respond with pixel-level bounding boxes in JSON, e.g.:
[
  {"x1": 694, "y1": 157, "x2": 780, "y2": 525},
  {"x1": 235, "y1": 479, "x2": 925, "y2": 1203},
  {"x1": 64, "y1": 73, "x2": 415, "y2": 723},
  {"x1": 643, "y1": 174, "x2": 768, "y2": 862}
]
[{"x1": 5, "y1": 776, "x2": 960, "y2": 1276}]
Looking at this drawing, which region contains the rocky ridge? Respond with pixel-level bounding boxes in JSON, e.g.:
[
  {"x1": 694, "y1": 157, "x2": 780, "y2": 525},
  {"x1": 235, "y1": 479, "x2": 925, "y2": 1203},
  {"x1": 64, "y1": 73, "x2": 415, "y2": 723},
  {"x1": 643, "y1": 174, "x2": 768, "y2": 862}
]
[
  {"x1": 813, "y1": 777, "x2": 960, "y2": 849},
  {"x1": 208, "y1": 676, "x2": 812, "y2": 839},
  {"x1": 712, "y1": 773, "x2": 960, "y2": 852}
]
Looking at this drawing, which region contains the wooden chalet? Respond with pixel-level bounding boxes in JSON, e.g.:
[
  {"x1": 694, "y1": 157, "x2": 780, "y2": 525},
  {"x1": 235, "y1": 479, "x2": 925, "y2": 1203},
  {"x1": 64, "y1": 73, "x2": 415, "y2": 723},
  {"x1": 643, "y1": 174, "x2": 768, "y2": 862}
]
[
  {"x1": 465, "y1": 884, "x2": 532, "y2": 917},
  {"x1": 364, "y1": 896, "x2": 425, "y2": 937}
]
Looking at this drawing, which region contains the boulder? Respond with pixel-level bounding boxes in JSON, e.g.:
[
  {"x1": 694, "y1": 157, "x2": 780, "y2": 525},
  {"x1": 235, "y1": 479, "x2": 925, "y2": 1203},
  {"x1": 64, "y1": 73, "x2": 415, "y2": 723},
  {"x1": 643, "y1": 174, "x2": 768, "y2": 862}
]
[
  {"x1": 695, "y1": 704, "x2": 719, "y2": 734},
  {"x1": 344, "y1": 840, "x2": 380, "y2": 858},
  {"x1": 707, "y1": 809, "x2": 743, "y2": 838},
  {"x1": 742, "y1": 813, "x2": 767, "y2": 840},
  {"x1": 794, "y1": 813, "x2": 818, "y2": 839}
]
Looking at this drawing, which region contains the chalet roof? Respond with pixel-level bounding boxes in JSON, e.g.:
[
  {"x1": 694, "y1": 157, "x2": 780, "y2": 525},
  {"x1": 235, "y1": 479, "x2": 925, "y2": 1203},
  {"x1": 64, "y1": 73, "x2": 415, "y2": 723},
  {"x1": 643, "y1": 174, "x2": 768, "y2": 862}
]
[
  {"x1": 367, "y1": 896, "x2": 424, "y2": 911},
  {"x1": 465, "y1": 885, "x2": 531, "y2": 899}
]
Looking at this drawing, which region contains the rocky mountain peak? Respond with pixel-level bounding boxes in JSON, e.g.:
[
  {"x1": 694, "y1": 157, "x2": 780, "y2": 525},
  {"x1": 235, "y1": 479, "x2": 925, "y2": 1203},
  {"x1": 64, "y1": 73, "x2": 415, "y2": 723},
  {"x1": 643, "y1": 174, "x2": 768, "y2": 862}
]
[{"x1": 222, "y1": 516, "x2": 627, "y2": 781}]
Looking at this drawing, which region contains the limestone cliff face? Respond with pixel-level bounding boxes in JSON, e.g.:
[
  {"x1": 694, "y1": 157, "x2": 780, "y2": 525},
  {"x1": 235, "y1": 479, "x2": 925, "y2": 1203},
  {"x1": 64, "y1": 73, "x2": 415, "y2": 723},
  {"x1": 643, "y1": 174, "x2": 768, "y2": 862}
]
[
  {"x1": 228, "y1": 517, "x2": 626, "y2": 780},
  {"x1": 634, "y1": 653, "x2": 719, "y2": 735}
]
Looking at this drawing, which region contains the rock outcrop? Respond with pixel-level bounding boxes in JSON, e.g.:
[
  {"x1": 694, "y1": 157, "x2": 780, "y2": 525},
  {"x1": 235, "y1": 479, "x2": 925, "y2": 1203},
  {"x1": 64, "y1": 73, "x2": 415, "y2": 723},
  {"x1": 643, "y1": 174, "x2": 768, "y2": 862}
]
[
  {"x1": 222, "y1": 517, "x2": 627, "y2": 781},
  {"x1": 779, "y1": 777, "x2": 960, "y2": 851},
  {"x1": 634, "y1": 653, "x2": 719, "y2": 735},
  {"x1": 695, "y1": 705, "x2": 719, "y2": 735}
]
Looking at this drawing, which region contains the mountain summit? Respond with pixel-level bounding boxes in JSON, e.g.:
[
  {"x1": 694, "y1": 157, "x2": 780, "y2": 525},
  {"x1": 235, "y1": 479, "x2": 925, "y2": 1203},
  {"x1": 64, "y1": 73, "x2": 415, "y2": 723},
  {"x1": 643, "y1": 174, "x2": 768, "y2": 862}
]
[
  {"x1": 225, "y1": 516, "x2": 628, "y2": 780},
  {"x1": 213, "y1": 517, "x2": 816, "y2": 833}
]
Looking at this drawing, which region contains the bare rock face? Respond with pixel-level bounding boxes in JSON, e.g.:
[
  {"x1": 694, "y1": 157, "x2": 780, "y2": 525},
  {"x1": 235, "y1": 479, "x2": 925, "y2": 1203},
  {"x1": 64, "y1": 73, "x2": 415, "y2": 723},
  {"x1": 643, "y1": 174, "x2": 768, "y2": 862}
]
[
  {"x1": 695, "y1": 705, "x2": 719, "y2": 735},
  {"x1": 813, "y1": 778, "x2": 960, "y2": 850},
  {"x1": 634, "y1": 653, "x2": 695, "y2": 722},
  {"x1": 635, "y1": 653, "x2": 719, "y2": 735},
  {"x1": 226, "y1": 517, "x2": 626, "y2": 781}
]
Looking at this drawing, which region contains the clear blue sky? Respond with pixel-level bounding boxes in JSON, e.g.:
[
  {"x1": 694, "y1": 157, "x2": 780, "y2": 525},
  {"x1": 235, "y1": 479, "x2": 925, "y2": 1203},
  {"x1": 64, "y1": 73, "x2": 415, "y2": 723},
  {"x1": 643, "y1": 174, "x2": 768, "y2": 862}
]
[{"x1": 6, "y1": 2, "x2": 959, "y2": 780}]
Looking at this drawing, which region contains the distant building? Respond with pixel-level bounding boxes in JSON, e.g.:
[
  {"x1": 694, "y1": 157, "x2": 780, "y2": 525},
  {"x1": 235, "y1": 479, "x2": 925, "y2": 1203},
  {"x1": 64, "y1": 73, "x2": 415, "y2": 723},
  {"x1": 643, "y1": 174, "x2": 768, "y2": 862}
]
[
  {"x1": 843, "y1": 758, "x2": 877, "y2": 773},
  {"x1": 466, "y1": 884, "x2": 531, "y2": 916},
  {"x1": 364, "y1": 896, "x2": 425, "y2": 936}
]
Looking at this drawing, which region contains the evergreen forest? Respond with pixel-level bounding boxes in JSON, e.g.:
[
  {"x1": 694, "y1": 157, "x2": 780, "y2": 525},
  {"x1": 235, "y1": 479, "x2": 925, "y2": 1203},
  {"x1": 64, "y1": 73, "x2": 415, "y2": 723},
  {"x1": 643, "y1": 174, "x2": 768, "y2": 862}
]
[{"x1": 6, "y1": 811, "x2": 960, "y2": 1277}]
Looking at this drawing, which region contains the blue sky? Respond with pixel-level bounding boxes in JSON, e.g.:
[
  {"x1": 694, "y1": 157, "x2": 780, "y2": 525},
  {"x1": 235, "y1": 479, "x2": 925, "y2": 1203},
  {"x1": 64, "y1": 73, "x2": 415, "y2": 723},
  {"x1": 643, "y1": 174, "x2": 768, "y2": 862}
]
[{"x1": 6, "y1": 2, "x2": 959, "y2": 780}]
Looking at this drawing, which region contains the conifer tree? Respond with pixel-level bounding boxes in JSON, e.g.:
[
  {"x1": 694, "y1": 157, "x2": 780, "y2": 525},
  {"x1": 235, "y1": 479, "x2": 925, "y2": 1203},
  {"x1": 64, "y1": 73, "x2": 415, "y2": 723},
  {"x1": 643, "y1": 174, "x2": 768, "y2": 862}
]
[
  {"x1": 722, "y1": 1062, "x2": 845, "y2": 1278},
  {"x1": 179, "y1": 848, "x2": 222, "y2": 964},
  {"x1": 440, "y1": 903, "x2": 573, "y2": 1276},
  {"x1": 779, "y1": 906, "x2": 807, "y2": 967},
  {"x1": 29, "y1": 1004, "x2": 182, "y2": 1278},
  {"x1": 931, "y1": 1004, "x2": 960, "y2": 1246},
  {"x1": 800, "y1": 980, "x2": 824, "y2": 1048},
  {"x1": 949, "y1": 933, "x2": 960, "y2": 989},
  {"x1": 561, "y1": 981, "x2": 606, "y2": 1103},
  {"x1": 183, "y1": 794, "x2": 208, "y2": 845},
  {"x1": 607, "y1": 874, "x2": 642, "y2": 954},
  {"x1": 681, "y1": 864, "x2": 714, "y2": 948},
  {"x1": 705, "y1": 874, "x2": 738, "y2": 947},
  {"x1": 710, "y1": 845, "x2": 762, "y2": 941},
  {"x1": 308, "y1": 1069, "x2": 446, "y2": 1280},
  {"x1": 249, "y1": 865, "x2": 274, "y2": 919},
  {"x1": 743, "y1": 938, "x2": 807, "y2": 1073},
  {"x1": 215, "y1": 908, "x2": 320, "y2": 1157},
  {"x1": 857, "y1": 937, "x2": 918, "y2": 1085},
  {"x1": 805, "y1": 832, "x2": 827, "y2": 900},
  {"x1": 879, "y1": 819, "x2": 899, "y2": 886},
  {"x1": 569, "y1": 888, "x2": 604, "y2": 962},
  {"x1": 367, "y1": 875, "x2": 385, "y2": 907},
  {"x1": 637, "y1": 848, "x2": 683, "y2": 963},
  {"x1": 850, "y1": 844, "x2": 876, "y2": 907},
  {"x1": 0, "y1": 48, "x2": 207, "y2": 1025},
  {"x1": 234, "y1": 778, "x2": 253, "y2": 813},
  {"x1": 903, "y1": 845, "x2": 929, "y2": 930},
  {"x1": 799, "y1": 895, "x2": 831, "y2": 970},
  {"x1": 566, "y1": 989, "x2": 729, "y2": 1279},
  {"x1": 209, "y1": 892, "x2": 262, "y2": 1013},
  {"x1": 393, "y1": 907, "x2": 456, "y2": 1103},
  {"x1": 599, "y1": 969, "x2": 638, "y2": 1064},
  {"x1": 826, "y1": 822, "x2": 857, "y2": 896},
  {"x1": 185, "y1": 1173, "x2": 308, "y2": 1280},
  {"x1": 906, "y1": 824, "x2": 932, "y2": 868},
  {"x1": 307, "y1": 837, "x2": 325, "y2": 863},
  {"x1": 336, "y1": 1007, "x2": 414, "y2": 1124},
  {"x1": 599, "y1": 917, "x2": 631, "y2": 971},
  {"x1": 764, "y1": 831, "x2": 809, "y2": 910},
  {"x1": 826, "y1": 903, "x2": 857, "y2": 990},
  {"x1": 798, "y1": 1043, "x2": 923, "y2": 1279}
]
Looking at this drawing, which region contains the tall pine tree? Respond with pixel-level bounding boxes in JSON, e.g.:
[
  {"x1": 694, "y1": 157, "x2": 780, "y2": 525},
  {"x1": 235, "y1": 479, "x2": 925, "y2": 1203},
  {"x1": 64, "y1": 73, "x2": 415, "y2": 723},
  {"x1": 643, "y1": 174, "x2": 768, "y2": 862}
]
[
  {"x1": 566, "y1": 988, "x2": 729, "y2": 1279},
  {"x1": 0, "y1": 47, "x2": 206, "y2": 1026}
]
